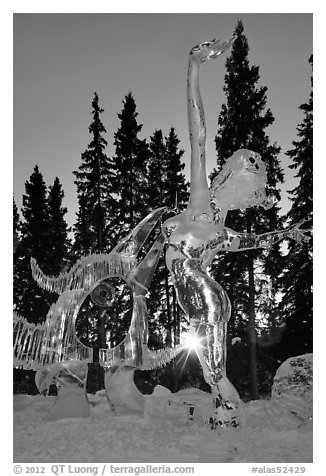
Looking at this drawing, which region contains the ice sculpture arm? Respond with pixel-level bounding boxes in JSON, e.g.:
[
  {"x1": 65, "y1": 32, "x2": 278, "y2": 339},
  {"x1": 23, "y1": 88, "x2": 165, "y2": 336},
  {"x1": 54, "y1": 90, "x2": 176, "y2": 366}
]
[
  {"x1": 218, "y1": 220, "x2": 311, "y2": 252},
  {"x1": 187, "y1": 38, "x2": 234, "y2": 218}
]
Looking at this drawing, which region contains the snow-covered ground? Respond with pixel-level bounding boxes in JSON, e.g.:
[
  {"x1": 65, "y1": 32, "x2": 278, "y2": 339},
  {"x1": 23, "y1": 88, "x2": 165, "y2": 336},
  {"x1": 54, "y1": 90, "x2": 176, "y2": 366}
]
[{"x1": 13, "y1": 387, "x2": 312, "y2": 463}]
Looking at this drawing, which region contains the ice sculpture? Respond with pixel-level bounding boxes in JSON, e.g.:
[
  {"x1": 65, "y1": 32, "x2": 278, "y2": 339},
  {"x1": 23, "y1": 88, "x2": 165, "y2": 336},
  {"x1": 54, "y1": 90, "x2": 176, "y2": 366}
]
[
  {"x1": 13, "y1": 208, "x2": 183, "y2": 420},
  {"x1": 272, "y1": 354, "x2": 313, "y2": 403},
  {"x1": 162, "y1": 38, "x2": 311, "y2": 428},
  {"x1": 13, "y1": 36, "x2": 310, "y2": 426}
]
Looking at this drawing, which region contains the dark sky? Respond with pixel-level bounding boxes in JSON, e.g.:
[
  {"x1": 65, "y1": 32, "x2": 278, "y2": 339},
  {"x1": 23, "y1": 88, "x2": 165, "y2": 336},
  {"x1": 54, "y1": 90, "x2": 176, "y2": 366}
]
[{"x1": 13, "y1": 13, "x2": 313, "y2": 227}]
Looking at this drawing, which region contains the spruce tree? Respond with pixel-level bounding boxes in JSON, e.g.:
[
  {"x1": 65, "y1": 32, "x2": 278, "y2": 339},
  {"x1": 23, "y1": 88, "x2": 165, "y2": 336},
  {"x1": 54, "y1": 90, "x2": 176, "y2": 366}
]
[
  {"x1": 13, "y1": 166, "x2": 55, "y2": 323},
  {"x1": 73, "y1": 92, "x2": 118, "y2": 386},
  {"x1": 163, "y1": 128, "x2": 189, "y2": 345},
  {"x1": 113, "y1": 92, "x2": 150, "y2": 235},
  {"x1": 147, "y1": 129, "x2": 166, "y2": 208},
  {"x1": 279, "y1": 55, "x2": 313, "y2": 358},
  {"x1": 146, "y1": 127, "x2": 189, "y2": 348},
  {"x1": 146, "y1": 130, "x2": 169, "y2": 346},
  {"x1": 13, "y1": 197, "x2": 20, "y2": 255},
  {"x1": 212, "y1": 19, "x2": 284, "y2": 399},
  {"x1": 73, "y1": 92, "x2": 117, "y2": 256},
  {"x1": 47, "y1": 177, "x2": 70, "y2": 275},
  {"x1": 146, "y1": 127, "x2": 188, "y2": 210},
  {"x1": 164, "y1": 128, "x2": 189, "y2": 211},
  {"x1": 104, "y1": 92, "x2": 151, "y2": 362}
]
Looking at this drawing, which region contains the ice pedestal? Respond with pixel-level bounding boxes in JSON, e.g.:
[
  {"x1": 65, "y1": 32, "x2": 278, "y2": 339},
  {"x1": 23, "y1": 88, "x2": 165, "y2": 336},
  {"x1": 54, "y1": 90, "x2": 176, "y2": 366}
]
[
  {"x1": 105, "y1": 366, "x2": 145, "y2": 414},
  {"x1": 36, "y1": 363, "x2": 90, "y2": 422}
]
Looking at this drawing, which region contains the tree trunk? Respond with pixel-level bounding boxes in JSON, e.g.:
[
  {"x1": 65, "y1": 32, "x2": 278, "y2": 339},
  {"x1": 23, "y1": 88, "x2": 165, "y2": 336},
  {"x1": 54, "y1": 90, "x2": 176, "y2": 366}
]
[
  {"x1": 97, "y1": 309, "x2": 107, "y2": 390},
  {"x1": 98, "y1": 309, "x2": 107, "y2": 349},
  {"x1": 96, "y1": 157, "x2": 103, "y2": 252},
  {"x1": 247, "y1": 252, "x2": 259, "y2": 400},
  {"x1": 172, "y1": 287, "x2": 179, "y2": 345},
  {"x1": 129, "y1": 155, "x2": 134, "y2": 230},
  {"x1": 172, "y1": 287, "x2": 180, "y2": 392},
  {"x1": 164, "y1": 254, "x2": 172, "y2": 347},
  {"x1": 246, "y1": 209, "x2": 259, "y2": 400},
  {"x1": 228, "y1": 272, "x2": 236, "y2": 337}
]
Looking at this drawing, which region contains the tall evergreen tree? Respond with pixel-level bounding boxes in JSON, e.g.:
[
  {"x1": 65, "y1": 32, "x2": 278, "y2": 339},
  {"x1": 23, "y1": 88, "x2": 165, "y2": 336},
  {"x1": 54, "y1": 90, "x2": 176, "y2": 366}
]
[
  {"x1": 163, "y1": 128, "x2": 189, "y2": 345},
  {"x1": 13, "y1": 166, "x2": 55, "y2": 323},
  {"x1": 147, "y1": 129, "x2": 166, "y2": 208},
  {"x1": 113, "y1": 92, "x2": 150, "y2": 235},
  {"x1": 98, "y1": 92, "x2": 151, "y2": 361},
  {"x1": 47, "y1": 177, "x2": 70, "y2": 274},
  {"x1": 146, "y1": 129, "x2": 170, "y2": 347},
  {"x1": 212, "y1": 19, "x2": 284, "y2": 399},
  {"x1": 279, "y1": 55, "x2": 313, "y2": 358},
  {"x1": 146, "y1": 128, "x2": 189, "y2": 348},
  {"x1": 146, "y1": 127, "x2": 188, "y2": 210},
  {"x1": 13, "y1": 197, "x2": 20, "y2": 255},
  {"x1": 164, "y1": 128, "x2": 189, "y2": 211},
  {"x1": 73, "y1": 93, "x2": 118, "y2": 382},
  {"x1": 73, "y1": 92, "x2": 117, "y2": 256}
]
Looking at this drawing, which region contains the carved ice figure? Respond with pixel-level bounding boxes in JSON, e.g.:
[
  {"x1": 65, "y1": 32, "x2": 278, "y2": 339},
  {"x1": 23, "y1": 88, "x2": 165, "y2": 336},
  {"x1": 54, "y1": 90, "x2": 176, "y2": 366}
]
[
  {"x1": 13, "y1": 208, "x2": 183, "y2": 420},
  {"x1": 271, "y1": 353, "x2": 313, "y2": 425},
  {"x1": 13, "y1": 36, "x2": 311, "y2": 425},
  {"x1": 162, "y1": 38, "x2": 310, "y2": 428}
]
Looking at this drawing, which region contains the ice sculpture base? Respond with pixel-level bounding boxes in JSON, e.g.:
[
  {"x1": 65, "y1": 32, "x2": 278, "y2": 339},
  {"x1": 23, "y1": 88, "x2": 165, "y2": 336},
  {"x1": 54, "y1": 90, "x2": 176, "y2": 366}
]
[
  {"x1": 45, "y1": 369, "x2": 90, "y2": 422},
  {"x1": 105, "y1": 366, "x2": 145, "y2": 414}
]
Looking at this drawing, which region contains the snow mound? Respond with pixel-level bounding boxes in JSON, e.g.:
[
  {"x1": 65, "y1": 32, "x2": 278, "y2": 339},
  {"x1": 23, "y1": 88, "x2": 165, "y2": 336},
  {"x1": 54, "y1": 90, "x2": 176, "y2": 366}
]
[
  {"x1": 14, "y1": 356, "x2": 314, "y2": 465},
  {"x1": 13, "y1": 388, "x2": 312, "y2": 463},
  {"x1": 152, "y1": 385, "x2": 173, "y2": 397}
]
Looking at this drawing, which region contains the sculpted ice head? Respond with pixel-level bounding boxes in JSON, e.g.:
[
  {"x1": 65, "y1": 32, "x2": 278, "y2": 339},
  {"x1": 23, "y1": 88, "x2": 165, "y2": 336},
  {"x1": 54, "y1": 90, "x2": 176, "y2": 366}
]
[{"x1": 210, "y1": 149, "x2": 274, "y2": 213}]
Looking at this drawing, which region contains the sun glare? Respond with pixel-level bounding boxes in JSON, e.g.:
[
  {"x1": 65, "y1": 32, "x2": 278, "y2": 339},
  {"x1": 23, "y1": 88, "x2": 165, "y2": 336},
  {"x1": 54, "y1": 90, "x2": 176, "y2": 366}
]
[{"x1": 182, "y1": 331, "x2": 202, "y2": 350}]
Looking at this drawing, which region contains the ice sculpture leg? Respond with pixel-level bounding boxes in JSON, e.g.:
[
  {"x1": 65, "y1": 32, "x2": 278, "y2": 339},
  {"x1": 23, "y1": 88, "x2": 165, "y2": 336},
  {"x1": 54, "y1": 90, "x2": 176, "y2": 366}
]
[
  {"x1": 43, "y1": 363, "x2": 90, "y2": 422},
  {"x1": 104, "y1": 366, "x2": 145, "y2": 414},
  {"x1": 170, "y1": 257, "x2": 241, "y2": 427}
]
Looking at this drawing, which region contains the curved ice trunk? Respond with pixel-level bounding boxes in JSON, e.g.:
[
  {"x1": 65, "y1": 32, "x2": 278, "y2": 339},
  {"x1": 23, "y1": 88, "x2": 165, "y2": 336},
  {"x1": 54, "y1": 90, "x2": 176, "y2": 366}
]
[{"x1": 30, "y1": 207, "x2": 167, "y2": 294}]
